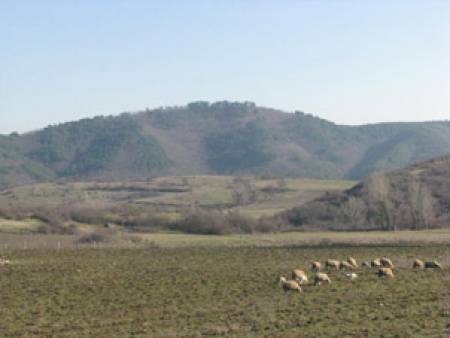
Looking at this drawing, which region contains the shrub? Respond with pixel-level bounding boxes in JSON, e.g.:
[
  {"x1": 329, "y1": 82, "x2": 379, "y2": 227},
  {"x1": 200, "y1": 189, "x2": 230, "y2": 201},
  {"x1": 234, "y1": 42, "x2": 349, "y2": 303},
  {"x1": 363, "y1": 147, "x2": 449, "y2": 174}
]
[
  {"x1": 75, "y1": 229, "x2": 115, "y2": 244},
  {"x1": 173, "y1": 210, "x2": 278, "y2": 235}
]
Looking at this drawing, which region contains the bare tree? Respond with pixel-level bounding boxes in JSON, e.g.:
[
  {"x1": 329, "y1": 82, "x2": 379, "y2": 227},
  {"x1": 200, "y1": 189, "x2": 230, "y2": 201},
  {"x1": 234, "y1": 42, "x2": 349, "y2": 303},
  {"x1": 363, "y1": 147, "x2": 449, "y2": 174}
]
[
  {"x1": 409, "y1": 180, "x2": 434, "y2": 230},
  {"x1": 231, "y1": 177, "x2": 258, "y2": 206},
  {"x1": 366, "y1": 172, "x2": 394, "y2": 230},
  {"x1": 342, "y1": 196, "x2": 366, "y2": 229}
]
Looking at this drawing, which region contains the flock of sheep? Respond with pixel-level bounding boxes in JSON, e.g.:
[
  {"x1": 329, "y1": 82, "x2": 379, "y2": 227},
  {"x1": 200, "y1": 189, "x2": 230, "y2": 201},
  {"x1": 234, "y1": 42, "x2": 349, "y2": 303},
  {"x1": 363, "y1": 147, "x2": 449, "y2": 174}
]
[{"x1": 279, "y1": 257, "x2": 443, "y2": 292}]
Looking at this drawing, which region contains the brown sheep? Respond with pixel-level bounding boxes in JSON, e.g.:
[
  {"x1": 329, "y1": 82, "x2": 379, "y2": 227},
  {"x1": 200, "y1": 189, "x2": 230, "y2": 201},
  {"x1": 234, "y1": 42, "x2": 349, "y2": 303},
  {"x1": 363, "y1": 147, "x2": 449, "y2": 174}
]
[
  {"x1": 347, "y1": 257, "x2": 358, "y2": 268},
  {"x1": 362, "y1": 261, "x2": 371, "y2": 268},
  {"x1": 380, "y1": 257, "x2": 394, "y2": 269},
  {"x1": 311, "y1": 261, "x2": 321, "y2": 271},
  {"x1": 413, "y1": 259, "x2": 425, "y2": 269},
  {"x1": 314, "y1": 273, "x2": 331, "y2": 285},
  {"x1": 325, "y1": 259, "x2": 340, "y2": 270},
  {"x1": 424, "y1": 261, "x2": 442, "y2": 269},
  {"x1": 371, "y1": 258, "x2": 382, "y2": 268},
  {"x1": 339, "y1": 261, "x2": 355, "y2": 270},
  {"x1": 292, "y1": 269, "x2": 308, "y2": 285},
  {"x1": 378, "y1": 267, "x2": 394, "y2": 278},
  {"x1": 279, "y1": 277, "x2": 302, "y2": 292}
]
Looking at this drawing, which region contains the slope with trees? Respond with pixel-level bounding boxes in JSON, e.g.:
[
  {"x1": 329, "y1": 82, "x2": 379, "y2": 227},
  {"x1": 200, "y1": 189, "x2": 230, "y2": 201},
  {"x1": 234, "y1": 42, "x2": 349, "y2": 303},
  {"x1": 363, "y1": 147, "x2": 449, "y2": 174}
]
[
  {"x1": 281, "y1": 155, "x2": 450, "y2": 230},
  {"x1": 3, "y1": 101, "x2": 450, "y2": 188}
]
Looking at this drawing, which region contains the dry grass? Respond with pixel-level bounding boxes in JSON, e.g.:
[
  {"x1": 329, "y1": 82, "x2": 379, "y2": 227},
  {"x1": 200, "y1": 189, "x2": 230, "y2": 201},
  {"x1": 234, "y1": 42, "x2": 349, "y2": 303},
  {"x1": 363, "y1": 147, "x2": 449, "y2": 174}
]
[
  {"x1": 0, "y1": 229, "x2": 449, "y2": 250},
  {"x1": 0, "y1": 244, "x2": 448, "y2": 337},
  {"x1": 0, "y1": 176, "x2": 356, "y2": 225}
]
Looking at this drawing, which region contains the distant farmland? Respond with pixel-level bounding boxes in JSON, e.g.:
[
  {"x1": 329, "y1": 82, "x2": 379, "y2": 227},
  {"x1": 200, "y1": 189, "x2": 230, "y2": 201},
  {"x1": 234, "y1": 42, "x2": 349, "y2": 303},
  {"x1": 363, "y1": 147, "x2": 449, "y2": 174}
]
[{"x1": 0, "y1": 176, "x2": 355, "y2": 234}]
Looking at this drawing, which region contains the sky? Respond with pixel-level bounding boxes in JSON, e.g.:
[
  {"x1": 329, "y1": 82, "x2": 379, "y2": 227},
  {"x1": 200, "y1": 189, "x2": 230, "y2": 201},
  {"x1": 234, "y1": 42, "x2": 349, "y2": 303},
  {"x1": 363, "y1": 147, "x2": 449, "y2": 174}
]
[{"x1": 1, "y1": 0, "x2": 450, "y2": 134}]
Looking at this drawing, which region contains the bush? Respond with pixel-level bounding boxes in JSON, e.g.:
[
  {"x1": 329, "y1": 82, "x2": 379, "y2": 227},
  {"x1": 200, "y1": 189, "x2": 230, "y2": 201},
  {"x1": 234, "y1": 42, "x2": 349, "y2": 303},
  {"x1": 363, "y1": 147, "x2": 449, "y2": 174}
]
[
  {"x1": 172, "y1": 210, "x2": 280, "y2": 235},
  {"x1": 75, "y1": 229, "x2": 115, "y2": 244}
]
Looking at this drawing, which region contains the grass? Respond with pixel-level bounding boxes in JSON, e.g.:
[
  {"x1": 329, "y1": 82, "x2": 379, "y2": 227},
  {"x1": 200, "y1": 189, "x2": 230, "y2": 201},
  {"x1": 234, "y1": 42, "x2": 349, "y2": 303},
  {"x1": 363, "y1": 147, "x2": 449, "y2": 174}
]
[
  {"x1": 0, "y1": 244, "x2": 448, "y2": 337},
  {"x1": 0, "y1": 176, "x2": 356, "y2": 225},
  {"x1": 0, "y1": 218, "x2": 43, "y2": 233},
  {"x1": 1, "y1": 229, "x2": 450, "y2": 249}
]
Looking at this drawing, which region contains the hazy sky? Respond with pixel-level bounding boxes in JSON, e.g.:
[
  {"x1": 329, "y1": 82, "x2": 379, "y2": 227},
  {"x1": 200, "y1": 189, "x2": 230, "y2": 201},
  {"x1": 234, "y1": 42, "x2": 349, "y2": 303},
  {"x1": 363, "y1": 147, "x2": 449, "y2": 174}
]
[{"x1": 1, "y1": 1, "x2": 450, "y2": 134}]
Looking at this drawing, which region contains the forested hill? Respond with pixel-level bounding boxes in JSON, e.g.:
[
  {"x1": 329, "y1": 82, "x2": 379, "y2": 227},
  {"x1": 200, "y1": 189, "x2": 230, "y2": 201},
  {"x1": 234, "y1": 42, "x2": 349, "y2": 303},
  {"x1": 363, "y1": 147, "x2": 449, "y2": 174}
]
[
  {"x1": 281, "y1": 155, "x2": 450, "y2": 231},
  {"x1": 2, "y1": 101, "x2": 450, "y2": 188}
]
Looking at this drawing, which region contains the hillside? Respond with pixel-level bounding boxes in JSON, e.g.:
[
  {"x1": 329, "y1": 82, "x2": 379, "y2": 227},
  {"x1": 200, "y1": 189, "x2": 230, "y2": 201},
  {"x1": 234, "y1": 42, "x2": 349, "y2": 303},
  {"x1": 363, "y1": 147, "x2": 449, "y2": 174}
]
[
  {"x1": 0, "y1": 176, "x2": 355, "y2": 234},
  {"x1": 282, "y1": 155, "x2": 450, "y2": 230},
  {"x1": 3, "y1": 101, "x2": 450, "y2": 188}
]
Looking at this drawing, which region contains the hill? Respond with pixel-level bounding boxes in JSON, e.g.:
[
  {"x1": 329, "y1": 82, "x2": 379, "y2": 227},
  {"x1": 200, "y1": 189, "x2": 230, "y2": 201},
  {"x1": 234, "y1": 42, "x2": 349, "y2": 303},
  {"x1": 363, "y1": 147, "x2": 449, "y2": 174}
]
[
  {"x1": 282, "y1": 155, "x2": 450, "y2": 230},
  {"x1": 3, "y1": 101, "x2": 450, "y2": 188}
]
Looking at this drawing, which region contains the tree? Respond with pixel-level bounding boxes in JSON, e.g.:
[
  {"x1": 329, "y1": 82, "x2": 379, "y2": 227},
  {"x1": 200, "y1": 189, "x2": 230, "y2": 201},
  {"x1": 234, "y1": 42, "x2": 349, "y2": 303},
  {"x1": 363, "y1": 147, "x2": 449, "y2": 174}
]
[
  {"x1": 409, "y1": 180, "x2": 434, "y2": 230},
  {"x1": 366, "y1": 172, "x2": 394, "y2": 230},
  {"x1": 342, "y1": 197, "x2": 366, "y2": 229}
]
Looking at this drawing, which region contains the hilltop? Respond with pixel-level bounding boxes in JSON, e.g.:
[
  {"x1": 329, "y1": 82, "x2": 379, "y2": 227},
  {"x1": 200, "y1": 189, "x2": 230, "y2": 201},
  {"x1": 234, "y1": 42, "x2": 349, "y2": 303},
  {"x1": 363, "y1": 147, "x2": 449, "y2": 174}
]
[
  {"x1": 3, "y1": 101, "x2": 450, "y2": 188},
  {"x1": 282, "y1": 155, "x2": 450, "y2": 230}
]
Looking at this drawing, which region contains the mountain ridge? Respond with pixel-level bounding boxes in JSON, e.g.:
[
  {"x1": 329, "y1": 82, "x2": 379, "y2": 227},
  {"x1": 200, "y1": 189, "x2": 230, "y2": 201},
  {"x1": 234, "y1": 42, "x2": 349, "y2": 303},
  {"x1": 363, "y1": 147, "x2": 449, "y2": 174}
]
[{"x1": 2, "y1": 101, "x2": 450, "y2": 188}]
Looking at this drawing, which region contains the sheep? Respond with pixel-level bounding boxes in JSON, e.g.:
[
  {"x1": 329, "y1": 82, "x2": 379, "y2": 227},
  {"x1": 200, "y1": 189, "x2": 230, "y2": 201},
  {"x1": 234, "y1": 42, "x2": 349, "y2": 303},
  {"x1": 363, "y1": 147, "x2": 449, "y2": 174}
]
[
  {"x1": 371, "y1": 258, "x2": 382, "y2": 268},
  {"x1": 380, "y1": 257, "x2": 394, "y2": 269},
  {"x1": 325, "y1": 259, "x2": 340, "y2": 270},
  {"x1": 311, "y1": 261, "x2": 321, "y2": 271},
  {"x1": 339, "y1": 261, "x2": 355, "y2": 270},
  {"x1": 314, "y1": 273, "x2": 331, "y2": 285},
  {"x1": 424, "y1": 261, "x2": 442, "y2": 269},
  {"x1": 292, "y1": 269, "x2": 308, "y2": 285},
  {"x1": 347, "y1": 257, "x2": 358, "y2": 268},
  {"x1": 279, "y1": 277, "x2": 302, "y2": 292},
  {"x1": 344, "y1": 272, "x2": 358, "y2": 280},
  {"x1": 413, "y1": 259, "x2": 425, "y2": 269},
  {"x1": 0, "y1": 258, "x2": 10, "y2": 266},
  {"x1": 378, "y1": 267, "x2": 394, "y2": 278},
  {"x1": 362, "y1": 261, "x2": 371, "y2": 268}
]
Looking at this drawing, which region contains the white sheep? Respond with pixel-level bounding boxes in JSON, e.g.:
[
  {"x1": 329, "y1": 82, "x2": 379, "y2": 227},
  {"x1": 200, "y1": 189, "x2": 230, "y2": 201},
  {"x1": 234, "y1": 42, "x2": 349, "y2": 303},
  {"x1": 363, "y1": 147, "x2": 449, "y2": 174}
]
[
  {"x1": 325, "y1": 259, "x2": 340, "y2": 270},
  {"x1": 0, "y1": 258, "x2": 10, "y2": 266},
  {"x1": 378, "y1": 267, "x2": 394, "y2": 278},
  {"x1": 279, "y1": 277, "x2": 302, "y2": 292},
  {"x1": 413, "y1": 259, "x2": 424, "y2": 269},
  {"x1": 347, "y1": 257, "x2": 358, "y2": 268},
  {"x1": 311, "y1": 261, "x2": 321, "y2": 271},
  {"x1": 292, "y1": 269, "x2": 308, "y2": 285},
  {"x1": 371, "y1": 258, "x2": 382, "y2": 268},
  {"x1": 380, "y1": 257, "x2": 394, "y2": 269},
  {"x1": 344, "y1": 272, "x2": 358, "y2": 280},
  {"x1": 340, "y1": 261, "x2": 355, "y2": 270},
  {"x1": 314, "y1": 273, "x2": 331, "y2": 285}
]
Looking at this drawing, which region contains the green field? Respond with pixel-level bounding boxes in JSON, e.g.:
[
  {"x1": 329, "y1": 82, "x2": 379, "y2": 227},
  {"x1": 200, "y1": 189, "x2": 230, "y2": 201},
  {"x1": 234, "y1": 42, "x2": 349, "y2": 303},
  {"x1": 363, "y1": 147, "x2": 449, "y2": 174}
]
[
  {"x1": 0, "y1": 234, "x2": 448, "y2": 337},
  {"x1": 0, "y1": 176, "x2": 355, "y2": 226}
]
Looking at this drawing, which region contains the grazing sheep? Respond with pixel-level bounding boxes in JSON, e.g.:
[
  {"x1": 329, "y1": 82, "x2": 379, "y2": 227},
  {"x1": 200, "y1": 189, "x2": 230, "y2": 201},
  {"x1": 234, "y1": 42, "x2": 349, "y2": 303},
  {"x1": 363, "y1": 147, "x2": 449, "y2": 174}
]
[
  {"x1": 362, "y1": 261, "x2": 371, "y2": 268},
  {"x1": 413, "y1": 259, "x2": 425, "y2": 269},
  {"x1": 311, "y1": 261, "x2": 321, "y2": 271},
  {"x1": 345, "y1": 272, "x2": 358, "y2": 280},
  {"x1": 378, "y1": 267, "x2": 394, "y2": 278},
  {"x1": 292, "y1": 269, "x2": 308, "y2": 285},
  {"x1": 347, "y1": 257, "x2": 358, "y2": 268},
  {"x1": 371, "y1": 258, "x2": 382, "y2": 268},
  {"x1": 424, "y1": 261, "x2": 442, "y2": 269},
  {"x1": 325, "y1": 259, "x2": 340, "y2": 270},
  {"x1": 380, "y1": 257, "x2": 394, "y2": 269},
  {"x1": 314, "y1": 273, "x2": 331, "y2": 285},
  {"x1": 0, "y1": 258, "x2": 10, "y2": 266},
  {"x1": 279, "y1": 277, "x2": 302, "y2": 292},
  {"x1": 339, "y1": 261, "x2": 355, "y2": 270}
]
